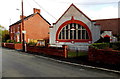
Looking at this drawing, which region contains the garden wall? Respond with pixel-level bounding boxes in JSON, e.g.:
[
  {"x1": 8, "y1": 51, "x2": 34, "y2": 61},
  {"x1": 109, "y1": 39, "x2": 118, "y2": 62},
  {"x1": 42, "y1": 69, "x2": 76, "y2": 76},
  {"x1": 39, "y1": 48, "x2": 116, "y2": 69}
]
[
  {"x1": 88, "y1": 47, "x2": 120, "y2": 64},
  {"x1": 2, "y1": 43, "x2": 22, "y2": 50},
  {"x1": 26, "y1": 45, "x2": 68, "y2": 58}
]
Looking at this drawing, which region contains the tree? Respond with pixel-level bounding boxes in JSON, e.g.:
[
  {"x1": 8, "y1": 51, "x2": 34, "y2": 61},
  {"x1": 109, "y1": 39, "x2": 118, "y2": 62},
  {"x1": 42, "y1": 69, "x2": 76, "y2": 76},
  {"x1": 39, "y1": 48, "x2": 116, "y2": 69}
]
[
  {"x1": 0, "y1": 25, "x2": 10, "y2": 42},
  {"x1": 2, "y1": 30, "x2": 10, "y2": 42}
]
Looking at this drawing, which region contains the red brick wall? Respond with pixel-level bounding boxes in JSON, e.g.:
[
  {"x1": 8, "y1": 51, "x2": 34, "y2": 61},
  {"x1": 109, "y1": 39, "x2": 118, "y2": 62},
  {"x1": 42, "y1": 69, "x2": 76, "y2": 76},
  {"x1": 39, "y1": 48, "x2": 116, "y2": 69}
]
[
  {"x1": 88, "y1": 47, "x2": 120, "y2": 64},
  {"x1": 24, "y1": 14, "x2": 50, "y2": 42},
  {"x1": 94, "y1": 18, "x2": 119, "y2": 36},
  {"x1": 14, "y1": 43, "x2": 22, "y2": 50},
  {"x1": 2, "y1": 43, "x2": 22, "y2": 50},
  {"x1": 26, "y1": 45, "x2": 68, "y2": 58}
]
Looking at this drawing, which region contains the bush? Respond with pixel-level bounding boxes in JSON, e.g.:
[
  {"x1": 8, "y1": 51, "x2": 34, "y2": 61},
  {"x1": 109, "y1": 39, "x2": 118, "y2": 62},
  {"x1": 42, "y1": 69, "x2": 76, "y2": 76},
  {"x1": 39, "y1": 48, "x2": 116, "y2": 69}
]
[
  {"x1": 27, "y1": 42, "x2": 36, "y2": 46},
  {"x1": 110, "y1": 41, "x2": 120, "y2": 50},
  {"x1": 91, "y1": 42, "x2": 120, "y2": 50},
  {"x1": 6, "y1": 39, "x2": 15, "y2": 43},
  {"x1": 14, "y1": 42, "x2": 22, "y2": 44},
  {"x1": 90, "y1": 43, "x2": 109, "y2": 49}
]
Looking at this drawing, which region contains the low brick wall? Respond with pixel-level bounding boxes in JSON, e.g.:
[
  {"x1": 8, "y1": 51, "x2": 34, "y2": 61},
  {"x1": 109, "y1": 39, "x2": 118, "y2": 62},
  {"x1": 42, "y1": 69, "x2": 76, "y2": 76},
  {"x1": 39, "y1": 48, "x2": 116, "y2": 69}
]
[
  {"x1": 14, "y1": 43, "x2": 22, "y2": 50},
  {"x1": 2, "y1": 43, "x2": 22, "y2": 50},
  {"x1": 27, "y1": 45, "x2": 68, "y2": 58},
  {"x1": 88, "y1": 47, "x2": 120, "y2": 64}
]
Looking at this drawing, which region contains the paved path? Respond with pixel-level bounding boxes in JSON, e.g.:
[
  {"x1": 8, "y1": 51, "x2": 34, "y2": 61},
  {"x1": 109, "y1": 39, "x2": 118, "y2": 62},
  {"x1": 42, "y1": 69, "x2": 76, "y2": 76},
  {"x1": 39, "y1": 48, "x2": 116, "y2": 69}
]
[{"x1": 2, "y1": 48, "x2": 120, "y2": 77}]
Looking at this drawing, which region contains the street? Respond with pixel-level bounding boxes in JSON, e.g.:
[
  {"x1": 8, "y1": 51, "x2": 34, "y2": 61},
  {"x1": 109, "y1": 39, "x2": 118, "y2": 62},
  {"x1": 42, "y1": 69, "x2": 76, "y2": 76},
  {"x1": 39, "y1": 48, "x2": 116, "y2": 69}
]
[{"x1": 2, "y1": 47, "x2": 120, "y2": 77}]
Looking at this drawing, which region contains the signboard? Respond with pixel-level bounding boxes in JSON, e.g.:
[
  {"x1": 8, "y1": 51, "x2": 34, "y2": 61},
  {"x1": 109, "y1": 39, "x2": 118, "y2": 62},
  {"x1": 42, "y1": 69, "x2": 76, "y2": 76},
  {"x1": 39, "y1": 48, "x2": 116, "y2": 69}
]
[{"x1": 22, "y1": 31, "x2": 26, "y2": 34}]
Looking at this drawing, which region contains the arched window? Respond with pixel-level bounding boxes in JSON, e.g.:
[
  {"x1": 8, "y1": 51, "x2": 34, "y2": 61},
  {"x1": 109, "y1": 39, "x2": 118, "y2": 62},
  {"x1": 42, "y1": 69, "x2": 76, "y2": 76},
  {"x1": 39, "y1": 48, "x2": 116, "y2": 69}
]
[{"x1": 58, "y1": 23, "x2": 89, "y2": 40}]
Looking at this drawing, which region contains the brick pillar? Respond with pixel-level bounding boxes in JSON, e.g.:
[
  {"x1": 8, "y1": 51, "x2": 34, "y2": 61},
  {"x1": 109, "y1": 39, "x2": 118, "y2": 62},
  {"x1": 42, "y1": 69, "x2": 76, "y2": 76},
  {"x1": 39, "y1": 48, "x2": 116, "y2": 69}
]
[
  {"x1": 47, "y1": 44, "x2": 50, "y2": 48},
  {"x1": 62, "y1": 45, "x2": 68, "y2": 58}
]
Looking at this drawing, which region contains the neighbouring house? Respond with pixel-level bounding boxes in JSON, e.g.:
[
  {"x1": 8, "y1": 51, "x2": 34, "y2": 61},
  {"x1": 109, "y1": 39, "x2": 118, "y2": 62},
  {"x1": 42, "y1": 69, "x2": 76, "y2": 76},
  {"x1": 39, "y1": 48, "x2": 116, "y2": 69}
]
[
  {"x1": 49, "y1": 4, "x2": 100, "y2": 50},
  {"x1": 9, "y1": 8, "x2": 51, "y2": 45},
  {"x1": 93, "y1": 18, "x2": 120, "y2": 42}
]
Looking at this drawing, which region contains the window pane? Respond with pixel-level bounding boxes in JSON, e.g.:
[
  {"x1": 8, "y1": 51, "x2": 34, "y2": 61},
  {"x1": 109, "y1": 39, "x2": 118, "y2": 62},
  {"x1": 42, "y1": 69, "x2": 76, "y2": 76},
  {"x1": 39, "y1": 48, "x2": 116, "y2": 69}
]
[
  {"x1": 62, "y1": 28, "x2": 65, "y2": 39},
  {"x1": 78, "y1": 30, "x2": 81, "y2": 39},
  {"x1": 86, "y1": 31, "x2": 89, "y2": 39},
  {"x1": 70, "y1": 23, "x2": 72, "y2": 29},
  {"x1": 66, "y1": 25, "x2": 68, "y2": 29},
  {"x1": 78, "y1": 24, "x2": 81, "y2": 29},
  {"x1": 74, "y1": 23, "x2": 76, "y2": 29},
  {"x1": 82, "y1": 26, "x2": 85, "y2": 30},
  {"x1": 74, "y1": 30, "x2": 76, "y2": 39},
  {"x1": 66, "y1": 30, "x2": 68, "y2": 39},
  {"x1": 70, "y1": 30, "x2": 72, "y2": 39},
  {"x1": 59, "y1": 32, "x2": 61, "y2": 39},
  {"x1": 82, "y1": 30, "x2": 85, "y2": 39}
]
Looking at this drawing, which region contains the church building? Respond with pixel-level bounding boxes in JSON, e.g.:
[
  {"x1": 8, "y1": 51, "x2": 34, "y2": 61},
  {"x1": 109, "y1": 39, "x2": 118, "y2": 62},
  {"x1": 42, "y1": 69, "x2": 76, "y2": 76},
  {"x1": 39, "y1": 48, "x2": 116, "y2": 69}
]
[{"x1": 49, "y1": 4, "x2": 100, "y2": 49}]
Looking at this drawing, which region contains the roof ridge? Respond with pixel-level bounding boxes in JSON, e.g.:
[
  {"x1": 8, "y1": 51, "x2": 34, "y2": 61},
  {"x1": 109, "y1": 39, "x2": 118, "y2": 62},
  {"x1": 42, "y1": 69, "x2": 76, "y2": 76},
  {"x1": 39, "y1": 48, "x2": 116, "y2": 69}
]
[
  {"x1": 9, "y1": 12, "x2": 51, "y2": 27},
  {"x1": 53, "y1": 3, "x2": 91, "y2": 24},
  {"x1": 92, "y1": 18, "x2": 120, "y2": 21}
]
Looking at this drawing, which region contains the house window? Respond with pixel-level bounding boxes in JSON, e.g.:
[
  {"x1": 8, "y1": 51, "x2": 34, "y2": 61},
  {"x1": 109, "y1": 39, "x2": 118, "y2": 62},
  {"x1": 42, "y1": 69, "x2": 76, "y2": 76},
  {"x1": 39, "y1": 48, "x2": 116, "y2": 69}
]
[
  {"x1": 58, "y1": 23, "x2": 89, "y2": 40},
  {"x1": 10, "y1": 28, "x2": 12, "y2": 33},
  {"x1": 18, "y1": 26, "x2": 20, "y2": 31}
]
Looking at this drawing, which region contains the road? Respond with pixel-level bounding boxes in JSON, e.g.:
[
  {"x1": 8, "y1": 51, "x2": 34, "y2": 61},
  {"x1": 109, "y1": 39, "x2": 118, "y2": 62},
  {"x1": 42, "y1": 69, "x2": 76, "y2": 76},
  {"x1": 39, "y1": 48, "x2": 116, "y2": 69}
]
[{"x1": 2, "y1": 48, "x2": 120, "y2": 77}]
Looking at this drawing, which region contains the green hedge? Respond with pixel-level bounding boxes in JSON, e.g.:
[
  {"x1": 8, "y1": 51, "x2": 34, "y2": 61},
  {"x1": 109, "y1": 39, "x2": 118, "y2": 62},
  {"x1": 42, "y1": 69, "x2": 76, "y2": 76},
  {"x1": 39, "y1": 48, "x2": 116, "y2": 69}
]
[
  {"x1": 90, "y1": 43, "x2": 109, "y2": 49},
  {"x1": 109, "y1": 41, "x2": 120, "y2": 50},
  {"x1": 91, "y1": 42, "x2": 120, "y2": 50}
]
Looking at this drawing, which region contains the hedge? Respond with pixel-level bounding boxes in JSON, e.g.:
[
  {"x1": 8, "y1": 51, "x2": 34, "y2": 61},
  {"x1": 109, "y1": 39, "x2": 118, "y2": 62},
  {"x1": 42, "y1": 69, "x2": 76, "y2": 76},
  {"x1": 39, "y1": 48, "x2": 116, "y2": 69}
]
[{"x1": 91, "y1": 42, "x2": 120, "y2": 50}]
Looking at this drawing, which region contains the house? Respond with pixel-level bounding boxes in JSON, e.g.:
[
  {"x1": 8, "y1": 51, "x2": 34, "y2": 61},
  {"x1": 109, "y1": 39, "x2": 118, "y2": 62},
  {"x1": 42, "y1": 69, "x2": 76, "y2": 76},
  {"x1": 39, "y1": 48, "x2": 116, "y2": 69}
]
[
  {"x1": 9, "y1": 8, "x2": 51, "y2": 45},
  {"x1": 93, "y1": 18, "x2": 120, "y2": 42},
  {"x1": 49, "y1": 4, "x2": 100, "y2": 50}
]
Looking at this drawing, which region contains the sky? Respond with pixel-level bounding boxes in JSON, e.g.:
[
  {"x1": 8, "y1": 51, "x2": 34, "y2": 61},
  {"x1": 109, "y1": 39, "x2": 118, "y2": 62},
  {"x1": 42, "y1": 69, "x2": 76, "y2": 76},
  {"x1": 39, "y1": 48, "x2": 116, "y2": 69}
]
[{"x1": 0, "y1": 0, "x2": 119, "y2": 30}]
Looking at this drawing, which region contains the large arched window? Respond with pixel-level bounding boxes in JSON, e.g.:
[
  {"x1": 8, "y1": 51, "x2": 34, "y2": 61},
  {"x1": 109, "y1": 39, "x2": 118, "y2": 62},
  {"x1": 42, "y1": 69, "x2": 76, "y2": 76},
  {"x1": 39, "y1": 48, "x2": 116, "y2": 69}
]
[
  {"x1": 56, "y1": 19, "x2": 92, "y2": 42},
  {"x1": 58, "y1": 23, "x2": 89, "y2": 40}
]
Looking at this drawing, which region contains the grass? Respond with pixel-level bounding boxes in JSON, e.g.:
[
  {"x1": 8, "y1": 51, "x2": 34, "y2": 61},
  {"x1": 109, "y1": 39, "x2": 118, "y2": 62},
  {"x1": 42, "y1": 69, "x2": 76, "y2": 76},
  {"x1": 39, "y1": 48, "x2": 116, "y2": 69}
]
[{"x1": 68, "y1": 51, "x2": 88, "y2": 58}]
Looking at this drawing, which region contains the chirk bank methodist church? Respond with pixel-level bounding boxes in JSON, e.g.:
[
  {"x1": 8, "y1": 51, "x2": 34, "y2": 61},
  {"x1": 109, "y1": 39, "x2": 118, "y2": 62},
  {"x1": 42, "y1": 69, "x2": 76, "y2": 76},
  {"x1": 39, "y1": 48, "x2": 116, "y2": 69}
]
[{"x1": 49, "y1": 4, "x2": 100, "y2": 48}]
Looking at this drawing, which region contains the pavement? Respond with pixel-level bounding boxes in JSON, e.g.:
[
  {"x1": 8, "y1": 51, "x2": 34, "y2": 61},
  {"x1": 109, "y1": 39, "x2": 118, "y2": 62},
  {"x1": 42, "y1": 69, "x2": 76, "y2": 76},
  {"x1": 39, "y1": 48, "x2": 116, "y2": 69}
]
[{"x1": 2, "y1": 47, "x2": 120, "y2": 78}]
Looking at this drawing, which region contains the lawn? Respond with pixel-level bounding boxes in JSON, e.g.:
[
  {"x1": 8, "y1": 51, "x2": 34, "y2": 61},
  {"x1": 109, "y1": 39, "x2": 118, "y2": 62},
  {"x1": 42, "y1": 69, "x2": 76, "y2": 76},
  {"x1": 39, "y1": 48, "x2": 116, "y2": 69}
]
[{"x1": 68, "y1": 51, "x2": 88, "y2": 58}]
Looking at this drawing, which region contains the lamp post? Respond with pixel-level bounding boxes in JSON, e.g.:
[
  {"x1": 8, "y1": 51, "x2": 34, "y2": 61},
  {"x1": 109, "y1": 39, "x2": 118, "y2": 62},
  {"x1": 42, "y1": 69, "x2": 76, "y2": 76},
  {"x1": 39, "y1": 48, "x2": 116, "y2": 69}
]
[{"x1": 21, "y1": 0, "x2": 26, "y2": 52}]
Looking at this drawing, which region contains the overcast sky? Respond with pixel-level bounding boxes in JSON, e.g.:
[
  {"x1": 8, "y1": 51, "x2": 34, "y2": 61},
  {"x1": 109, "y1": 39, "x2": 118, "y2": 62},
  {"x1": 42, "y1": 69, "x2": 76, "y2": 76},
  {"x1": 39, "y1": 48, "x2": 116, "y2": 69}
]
[{"x1": 0, "y1": 0, "x2": 119, "y2": 29}]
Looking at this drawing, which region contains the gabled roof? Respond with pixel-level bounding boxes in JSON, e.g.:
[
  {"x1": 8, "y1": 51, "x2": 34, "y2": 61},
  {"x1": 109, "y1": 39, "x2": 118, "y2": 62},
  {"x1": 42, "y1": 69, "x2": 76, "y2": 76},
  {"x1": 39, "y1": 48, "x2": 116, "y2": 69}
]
[
  {"x1": 53, "y1": 3, "x2": 91, "y2": 24},
  {"x1": 9, "y1": 13, "x2": 51, "y2": 27}
]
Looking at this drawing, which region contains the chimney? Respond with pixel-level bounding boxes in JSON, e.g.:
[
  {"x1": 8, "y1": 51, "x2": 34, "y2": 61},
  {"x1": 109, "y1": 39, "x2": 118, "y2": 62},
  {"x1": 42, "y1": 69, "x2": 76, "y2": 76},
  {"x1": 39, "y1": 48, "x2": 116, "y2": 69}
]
[
  {"x1": 33, "y1": 8, "x2": 40, "y2": 14},
  {"x1": 20, "y1": 15, "x2": 26, "y2": 19}
]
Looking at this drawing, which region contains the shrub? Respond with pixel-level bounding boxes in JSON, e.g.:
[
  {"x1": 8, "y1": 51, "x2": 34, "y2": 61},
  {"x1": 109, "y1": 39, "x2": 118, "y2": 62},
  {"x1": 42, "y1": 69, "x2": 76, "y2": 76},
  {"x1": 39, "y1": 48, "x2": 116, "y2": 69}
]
[
  {"x1": 6, "y1": 39, "x2": 15, "y2": 43},
  {"x1": 91, "y1": 42, "x2": 120, "y2": 50},
  {"x1": 27, "y1": 42, "x2": 36, "y2": 46},
  {"x1": 90, "y1": 43, "x2": 109, "y2": 49},
  {"x1": 14, "y1": 42, "x2": 22, "y2": 44},
  {"x1": 110, "y1": 41, "x2": 120, "y2": 50}
]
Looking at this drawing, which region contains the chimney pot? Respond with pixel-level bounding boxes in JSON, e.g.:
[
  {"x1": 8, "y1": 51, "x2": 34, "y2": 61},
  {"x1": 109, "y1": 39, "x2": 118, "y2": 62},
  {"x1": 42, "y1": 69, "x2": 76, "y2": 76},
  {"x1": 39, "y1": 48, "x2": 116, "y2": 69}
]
[{"x1": 33, "y1": 8, "x2": 40, "y2": 14}]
